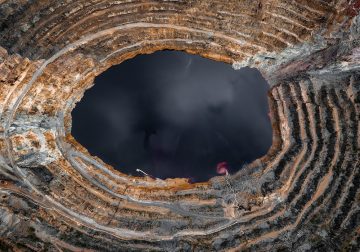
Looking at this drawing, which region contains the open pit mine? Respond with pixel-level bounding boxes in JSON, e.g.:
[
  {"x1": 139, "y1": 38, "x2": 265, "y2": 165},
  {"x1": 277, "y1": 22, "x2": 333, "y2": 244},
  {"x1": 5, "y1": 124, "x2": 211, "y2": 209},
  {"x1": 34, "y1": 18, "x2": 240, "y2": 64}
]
[{"x1": 0, "y1": 0, "x2": 359, "y2": 251}]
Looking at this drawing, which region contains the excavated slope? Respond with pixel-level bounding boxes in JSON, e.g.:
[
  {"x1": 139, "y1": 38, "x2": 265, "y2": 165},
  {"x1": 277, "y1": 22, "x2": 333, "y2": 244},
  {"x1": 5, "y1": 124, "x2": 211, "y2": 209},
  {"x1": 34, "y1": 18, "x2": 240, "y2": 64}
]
[{"x1": 0, "y1": 0, "x2": 359, "y2": 251}]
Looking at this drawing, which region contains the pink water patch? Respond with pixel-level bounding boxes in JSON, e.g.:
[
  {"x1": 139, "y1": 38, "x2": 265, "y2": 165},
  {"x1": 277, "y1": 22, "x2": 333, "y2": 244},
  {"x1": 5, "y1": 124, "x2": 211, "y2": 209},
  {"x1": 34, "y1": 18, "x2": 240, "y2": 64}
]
[{"x1": 216, "y1": 162, "x2": 229, "y2": 175}]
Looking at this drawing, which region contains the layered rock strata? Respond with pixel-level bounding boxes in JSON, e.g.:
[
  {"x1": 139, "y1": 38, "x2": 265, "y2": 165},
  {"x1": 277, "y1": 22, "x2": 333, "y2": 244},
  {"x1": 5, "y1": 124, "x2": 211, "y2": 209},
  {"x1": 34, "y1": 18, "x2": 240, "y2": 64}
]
[{"x1": 0, "y1": 0, "x2": 359, "y2": 251}]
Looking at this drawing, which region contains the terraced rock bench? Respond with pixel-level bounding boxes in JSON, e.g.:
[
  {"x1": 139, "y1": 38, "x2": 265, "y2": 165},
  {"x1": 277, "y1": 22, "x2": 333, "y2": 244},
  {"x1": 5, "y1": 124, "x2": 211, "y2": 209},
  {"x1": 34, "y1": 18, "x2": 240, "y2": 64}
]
[{"x1": 0, "y1": 0, "x2": 359, "y2": 251}]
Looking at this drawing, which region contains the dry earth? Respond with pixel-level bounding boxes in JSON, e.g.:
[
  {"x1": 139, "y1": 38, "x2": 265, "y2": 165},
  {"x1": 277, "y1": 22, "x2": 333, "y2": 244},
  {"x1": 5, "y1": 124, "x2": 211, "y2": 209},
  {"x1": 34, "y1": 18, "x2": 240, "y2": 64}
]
[{"x1": 0, "y1": 0, "x2": 359, "y2": 251}]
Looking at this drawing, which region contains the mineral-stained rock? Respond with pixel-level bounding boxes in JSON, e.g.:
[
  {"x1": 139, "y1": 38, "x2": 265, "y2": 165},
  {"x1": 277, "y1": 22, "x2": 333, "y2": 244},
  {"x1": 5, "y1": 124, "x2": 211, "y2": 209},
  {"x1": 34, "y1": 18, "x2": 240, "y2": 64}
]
[{"x1": 0, "y1": 0, "x2": 359, "y2": 251}]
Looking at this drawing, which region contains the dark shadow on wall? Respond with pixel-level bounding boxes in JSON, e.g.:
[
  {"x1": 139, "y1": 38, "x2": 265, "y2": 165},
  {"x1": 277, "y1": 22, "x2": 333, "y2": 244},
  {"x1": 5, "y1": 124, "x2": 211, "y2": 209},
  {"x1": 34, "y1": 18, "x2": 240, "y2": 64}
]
[{"x1": 71, "y1": 51, "x2": 272, "y2": 182}]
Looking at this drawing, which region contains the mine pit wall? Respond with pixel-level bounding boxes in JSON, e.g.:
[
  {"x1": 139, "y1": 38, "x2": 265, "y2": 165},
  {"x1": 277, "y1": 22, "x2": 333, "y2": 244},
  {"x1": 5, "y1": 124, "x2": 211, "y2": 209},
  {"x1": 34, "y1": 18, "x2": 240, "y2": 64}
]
[{"x1": 0, "y1": 0, "x2": 359, "y2": 251}]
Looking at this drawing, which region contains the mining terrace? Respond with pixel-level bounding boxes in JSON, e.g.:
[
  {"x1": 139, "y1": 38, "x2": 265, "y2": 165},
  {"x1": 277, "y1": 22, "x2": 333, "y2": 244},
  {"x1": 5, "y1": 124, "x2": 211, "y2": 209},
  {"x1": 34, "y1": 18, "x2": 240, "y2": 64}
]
[{"x1": 0, "y1": 0, "x2": 359, "y2": 251}]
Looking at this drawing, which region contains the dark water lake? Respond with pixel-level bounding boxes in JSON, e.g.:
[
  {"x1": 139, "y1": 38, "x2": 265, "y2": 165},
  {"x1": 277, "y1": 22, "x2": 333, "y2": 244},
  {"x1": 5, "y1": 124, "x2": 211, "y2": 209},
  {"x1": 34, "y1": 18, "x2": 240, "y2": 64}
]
[{"x1": 71, "y1": 51, "x2": 272, "y2": 182}]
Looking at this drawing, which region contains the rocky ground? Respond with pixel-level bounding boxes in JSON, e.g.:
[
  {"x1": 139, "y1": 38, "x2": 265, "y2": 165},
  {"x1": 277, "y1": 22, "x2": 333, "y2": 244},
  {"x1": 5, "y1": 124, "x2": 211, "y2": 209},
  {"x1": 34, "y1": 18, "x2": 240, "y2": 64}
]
[{"x1": 0, "y1": 0, "x2": 359, "y2": 251}]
